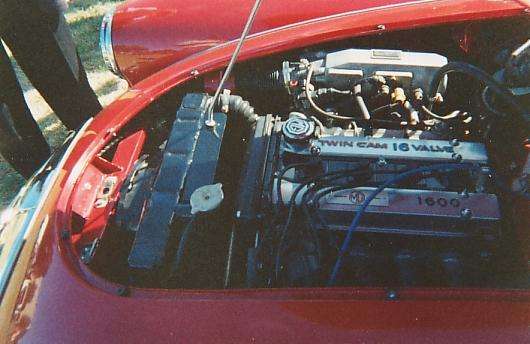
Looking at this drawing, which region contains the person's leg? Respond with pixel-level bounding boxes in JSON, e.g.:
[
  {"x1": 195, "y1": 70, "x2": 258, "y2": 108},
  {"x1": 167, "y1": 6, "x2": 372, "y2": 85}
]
[
  {"x1": 2, "y1": 3, "x2": 102, "y2": 130},
  {"x1": 0, "y1": 42, "x2": 50, "y2": 178}
]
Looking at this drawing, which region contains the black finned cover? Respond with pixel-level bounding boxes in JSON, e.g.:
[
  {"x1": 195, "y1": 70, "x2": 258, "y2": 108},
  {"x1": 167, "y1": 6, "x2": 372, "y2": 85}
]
[{"x1": 128, "y1": 94, "x2": 227, "y2": 271}]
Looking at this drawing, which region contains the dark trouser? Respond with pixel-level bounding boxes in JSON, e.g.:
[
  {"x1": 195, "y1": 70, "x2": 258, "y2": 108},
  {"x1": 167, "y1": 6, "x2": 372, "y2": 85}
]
[
  {"x1": 0, "y1": 44, "x2": 50, "y2": 178},
  {"x1": 0, "y1": 0, "x2": 102, "y2": 177}
]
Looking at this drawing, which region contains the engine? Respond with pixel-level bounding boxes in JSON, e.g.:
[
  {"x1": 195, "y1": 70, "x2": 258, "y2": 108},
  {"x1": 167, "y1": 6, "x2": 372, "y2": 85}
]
[
  {"x1": 110, "y1": 46, "x2": 528, "y2": 290},
  {"x1": 242, "y1": 49, "x2": 505, "y2": 288},
  {"x1": 253, "y1": 114, "x2": 499, "y2": 287}
]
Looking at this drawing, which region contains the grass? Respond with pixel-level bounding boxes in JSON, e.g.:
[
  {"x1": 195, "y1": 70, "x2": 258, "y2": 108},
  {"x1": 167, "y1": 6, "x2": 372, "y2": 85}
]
[{"x1": 0, "y1": 0, "x2": 126, "y2": 208}]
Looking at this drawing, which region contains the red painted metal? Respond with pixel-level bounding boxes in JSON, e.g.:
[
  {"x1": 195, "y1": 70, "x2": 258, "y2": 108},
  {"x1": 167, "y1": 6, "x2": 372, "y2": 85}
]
[
  {"x1": 112, "y1": 0, "x2": 410, "y2": 84},
  {"x1": 113, "y1": 0, "x2": 526, "y2": 84},
  {"x1": 6, "y1": 0, "x2": 530, "y2": 342},
  {"x1": 70, "y1": 130, "x2": 145, "y2": 249}
]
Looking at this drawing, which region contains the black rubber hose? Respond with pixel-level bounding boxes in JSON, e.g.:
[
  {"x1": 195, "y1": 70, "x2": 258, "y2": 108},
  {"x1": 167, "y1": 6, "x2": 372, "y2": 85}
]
[
  {"x1": 226, "y1": 95, "x2": 259, "y2": 124},
  {"x1": 275, "y1": 162, "x2": 315, "y2": 209},
  {"x1": 428, "y1": 62, "x2": 528, "y2": 122},
  {"x1": 236, "y1": 69, "x2": 284, "y2": 91},
  {"x1": 172, "y1": 217, "x2": 196, "y2": 277}
]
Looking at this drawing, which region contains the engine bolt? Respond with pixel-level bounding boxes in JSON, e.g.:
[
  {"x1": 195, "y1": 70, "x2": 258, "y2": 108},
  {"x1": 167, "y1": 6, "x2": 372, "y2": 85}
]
[
  {"x1": 205, "y1": 118, "x2": 217, "y2": 127},
  {"x1": 386, "y1": 290, "x2": 398, "y2": 300},
  {"x1": 376, "y1": 157, "x2": 387, "y2": 167},
  {"x1": 461, "y1": 208, "x2": 473, "y2": 219},
  {"x1": 310, "y1": 145, "x2": 321, "y2": 156},
  {"x1": 451, "y1": 153, "x2": 462, "y2": 162}
]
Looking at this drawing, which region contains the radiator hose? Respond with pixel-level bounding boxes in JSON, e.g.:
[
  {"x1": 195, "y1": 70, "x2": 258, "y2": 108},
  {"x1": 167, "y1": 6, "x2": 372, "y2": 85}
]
[
  {"x1": 429, "y1": 61, "x2": 528, "y2": 123},
  {"x1": 218, "y1": 92, "x2": 259, "y2": 124}
]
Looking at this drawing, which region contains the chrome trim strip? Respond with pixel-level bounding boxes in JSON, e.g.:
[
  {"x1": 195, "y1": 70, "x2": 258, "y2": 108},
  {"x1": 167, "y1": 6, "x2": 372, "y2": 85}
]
[
  {"x1": 100, "y1": 8, "x2": 120, "y2": 76},
  {"x1": 0, "y1": 119, "x2": 93, "y2": 298}
]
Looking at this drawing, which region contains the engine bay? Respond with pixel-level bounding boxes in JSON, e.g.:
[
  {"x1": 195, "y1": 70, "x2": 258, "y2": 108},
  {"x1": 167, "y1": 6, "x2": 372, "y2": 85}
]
[{"x1": 73, "y1": 21, "x2": 529, "y2": 291}]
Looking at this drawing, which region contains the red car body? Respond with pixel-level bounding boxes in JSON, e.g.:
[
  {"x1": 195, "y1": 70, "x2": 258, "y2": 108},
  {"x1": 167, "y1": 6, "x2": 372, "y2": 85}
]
[
  {"x1": 112, "y1": 0, "x2": 435, "y2": 85},
  {"x1": 1, "y1": 0, "x2": 530, "y2": 342},
  {"x1": 111, "y1": 0, "x2": 530, "y2": 85}
]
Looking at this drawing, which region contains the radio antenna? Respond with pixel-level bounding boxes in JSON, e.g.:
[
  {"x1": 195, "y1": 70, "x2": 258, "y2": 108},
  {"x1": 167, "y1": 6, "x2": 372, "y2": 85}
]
[{"x1": 206, "y1": 0, "x2": 263, "y2": 127}]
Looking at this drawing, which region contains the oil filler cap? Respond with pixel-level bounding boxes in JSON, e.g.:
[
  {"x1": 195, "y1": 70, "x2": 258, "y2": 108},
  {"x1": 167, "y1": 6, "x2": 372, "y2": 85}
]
[{"x1": 282, "y1": 115, "x2": 315, "y2": 142}]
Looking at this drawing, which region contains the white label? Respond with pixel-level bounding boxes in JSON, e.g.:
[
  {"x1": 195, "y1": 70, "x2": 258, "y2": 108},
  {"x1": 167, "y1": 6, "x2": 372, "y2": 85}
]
[{"x1": 371, "y1": 49, "x2": 402, "y2": 60}]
